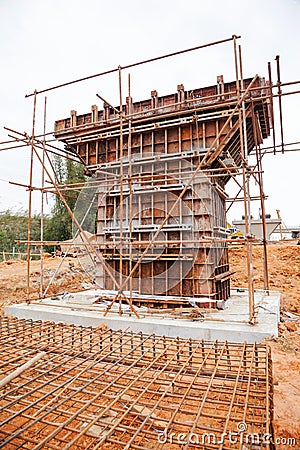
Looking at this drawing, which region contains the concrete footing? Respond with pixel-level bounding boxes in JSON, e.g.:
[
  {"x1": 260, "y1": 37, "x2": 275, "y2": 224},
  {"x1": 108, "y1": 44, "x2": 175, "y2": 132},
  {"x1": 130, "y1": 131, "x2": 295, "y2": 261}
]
[{"x1": 5, "y1": 289, "x2": 280, "y2": 343}]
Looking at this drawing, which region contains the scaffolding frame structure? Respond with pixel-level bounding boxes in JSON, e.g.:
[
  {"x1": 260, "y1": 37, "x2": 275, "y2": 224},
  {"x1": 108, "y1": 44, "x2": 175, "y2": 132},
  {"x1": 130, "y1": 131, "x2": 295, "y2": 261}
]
[{"x1": 0, "y1": 35, "x2": 299, "y2": 323}]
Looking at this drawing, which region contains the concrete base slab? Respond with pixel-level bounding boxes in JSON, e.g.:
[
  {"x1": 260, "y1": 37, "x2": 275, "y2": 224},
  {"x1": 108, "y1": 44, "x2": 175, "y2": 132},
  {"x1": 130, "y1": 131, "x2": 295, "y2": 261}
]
[{"x1": 5, "y1": 289, "x2": 280, "y2": 343}]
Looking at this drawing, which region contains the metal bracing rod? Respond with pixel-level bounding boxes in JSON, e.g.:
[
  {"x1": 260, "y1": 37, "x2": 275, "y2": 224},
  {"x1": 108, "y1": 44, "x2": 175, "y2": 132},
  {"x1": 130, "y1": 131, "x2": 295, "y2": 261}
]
[
  {"x1": 0, "y1": 136, "x2": 24, "y2": 145},
  {"x1": 16, "y1": 237, "x2": 260, "y2": 247},
  {"x1": 9, "y1": 178, "x2": 99, "y2": 210},
  {"x1": 268, "y1": 61, "x2": 277, "y2": 155},
  {"x1": 95, "y1": 168, "x2": 121, "y2": 178},
  {"x1": 0, "y1": 129, "x2": 54, "y2": 144},
  {"x1": 234, "y1": 40, "x2": 254, "y2": 324},
  {"x1": 272, "y1": 88, "x2": 300, "y2": 97},
  {"x1": 44, "y1": 175, "x2": 117, "y2": 189},
  {"x1": 118, "y1": 66, "x2": 124, "y2": 314},
  {"x1": 43, "y1": 142, "x2": 76, "y2": 187},
  {"x1": 44, "y1": 176, "x2": 96, "y2": 199},
  {"x1": 40, "y1": 96, "x2": 47, "y2": 298},
  {"x1": 105, "y1": 75, "x2": 259, "y2": 314},
  {"x1": 26, "y1": 91, "x2": 37, "y2": 303},
  {"x1": 46, "y1": 140, "x2": 91, "y2": 173},
  {"x1": 127, "y1": 73, "x2": 133, "y2": 306},
  {"x1": 25, "y1": 36, "x2": 239, "y2": 97},
  {"x1": 82, "y1": 167, "x2": 264, "y2": 185},
  {"x1": 266, "y1": 347, "x2": 274, "y2": 445},
  {"x1": 0, "y1": 351, "x2": 47, "y2": 389},
  {"x1": 36, "y1": 136, "x2": 79, "y2": 158},
  {"x1": 242, "y1": 78, "x2": 300, "y2": 92},
  {"x1": 263, "y1": 147, "x2": 300, "y2": 154},
  {"x1": 260, "y1": 140, "x2": 300, "y2": 152},
  {"x1": 96, "y1": 93, "x2": 120, "y2": 115},
  {"x1": 275, "y1": 55, "x2": 284, "y2": 153},
  {"x1": 53, "y1": 170, "x2": 262, "y2": 193},
  {"x1": 128, "y1": 165, "x2": 249, "y2": 175},
  {"x1": 212, "y1": 95, "x2": 262, "y2": 186},
  {"x1": 0, "y1": 142, "x2": 30, "y2": 151},
  {"x1": 276, "y1": 79, "x2": 300, "y2": 87},
  {"x1": 36, "y1": 145, "x2": 82, "y2": 163},
  {"x1": 225, "y1": 125, "x2": 262, "y2": 185},
  {"x1": 251, "y1": 104, "x2": 270, "y2": 292}
]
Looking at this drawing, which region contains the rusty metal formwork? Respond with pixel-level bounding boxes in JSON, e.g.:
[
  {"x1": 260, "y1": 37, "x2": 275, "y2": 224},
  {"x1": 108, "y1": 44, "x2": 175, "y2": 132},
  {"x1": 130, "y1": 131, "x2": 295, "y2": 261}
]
[
  {"x1": 0, "y1": 317, "x2": 274, "y2": 449},
  {"x1": 93, "y1": 164, "x2": 230, "y2": 303},
  {"x1": 53, "y1": 76, "x2": 270, "y2": 307}
]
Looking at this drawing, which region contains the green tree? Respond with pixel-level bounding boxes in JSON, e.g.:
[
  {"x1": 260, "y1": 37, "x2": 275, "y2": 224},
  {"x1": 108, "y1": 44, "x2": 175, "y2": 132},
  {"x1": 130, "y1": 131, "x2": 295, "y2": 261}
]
[{"x1": 0, "y1": 210, "x2": 46, "y2": 257}]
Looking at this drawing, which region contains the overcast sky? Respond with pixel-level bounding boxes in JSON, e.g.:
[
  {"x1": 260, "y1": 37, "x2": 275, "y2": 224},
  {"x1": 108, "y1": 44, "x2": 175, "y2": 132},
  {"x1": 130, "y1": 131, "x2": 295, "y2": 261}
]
[{"x1": 0, "y1": 0, "x2": 299, "y2": 226}]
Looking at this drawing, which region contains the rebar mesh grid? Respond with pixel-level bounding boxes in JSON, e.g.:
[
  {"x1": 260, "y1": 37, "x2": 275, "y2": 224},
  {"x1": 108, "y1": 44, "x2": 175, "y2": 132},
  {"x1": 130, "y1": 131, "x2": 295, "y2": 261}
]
[{"x1": 0, "y1": 317, "x2": 274, "y2": 449}]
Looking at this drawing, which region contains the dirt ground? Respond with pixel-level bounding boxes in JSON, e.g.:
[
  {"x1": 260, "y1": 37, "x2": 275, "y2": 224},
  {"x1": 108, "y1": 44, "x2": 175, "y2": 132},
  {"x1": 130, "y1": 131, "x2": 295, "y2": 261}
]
[
  {"x1": 229, "y1": 242, "x2": 300, "y2": 448},
  {"x1": 0, "y1": 256, "x2": 87, "y2": 313},
  {"x1": 0, "y1": 242, "x2": 299, "y2": 448}
]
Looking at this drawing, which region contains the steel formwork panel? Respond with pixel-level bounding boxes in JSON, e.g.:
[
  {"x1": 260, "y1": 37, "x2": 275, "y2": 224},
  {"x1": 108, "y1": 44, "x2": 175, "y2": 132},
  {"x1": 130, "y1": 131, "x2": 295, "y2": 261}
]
[{"x1": 0, "y1": 317, "x2": 274, "y2": 449}]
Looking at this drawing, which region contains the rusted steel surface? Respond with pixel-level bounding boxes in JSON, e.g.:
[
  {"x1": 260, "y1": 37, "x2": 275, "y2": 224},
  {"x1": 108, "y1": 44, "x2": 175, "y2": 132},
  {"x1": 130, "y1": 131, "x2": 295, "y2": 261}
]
[
  {"x1": 0, "y1": 317, "x2": 274, "y2": 449},
  {"x1": 54, "y1": 77, "x2": 269, "y2": 141}
]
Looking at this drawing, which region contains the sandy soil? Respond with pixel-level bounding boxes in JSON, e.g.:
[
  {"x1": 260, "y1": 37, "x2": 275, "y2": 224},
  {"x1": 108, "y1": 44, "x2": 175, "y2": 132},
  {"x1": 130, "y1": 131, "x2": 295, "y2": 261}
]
[
  {"x1": 229, "y1": 242, "x2": 300, "y2": 448},
  {"x1": 0, "y1": 256, "x2": 87, "y2": 314},
  {"x1": 0, "y1": 242, "x2": 299, "y2": 447}
]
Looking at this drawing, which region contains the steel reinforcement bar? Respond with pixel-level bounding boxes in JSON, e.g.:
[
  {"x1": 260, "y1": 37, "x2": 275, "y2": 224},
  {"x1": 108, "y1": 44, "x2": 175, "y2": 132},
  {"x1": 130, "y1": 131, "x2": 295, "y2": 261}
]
[{"x1": 0, "y1": 316, "x2": 274, "y2": 449}]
